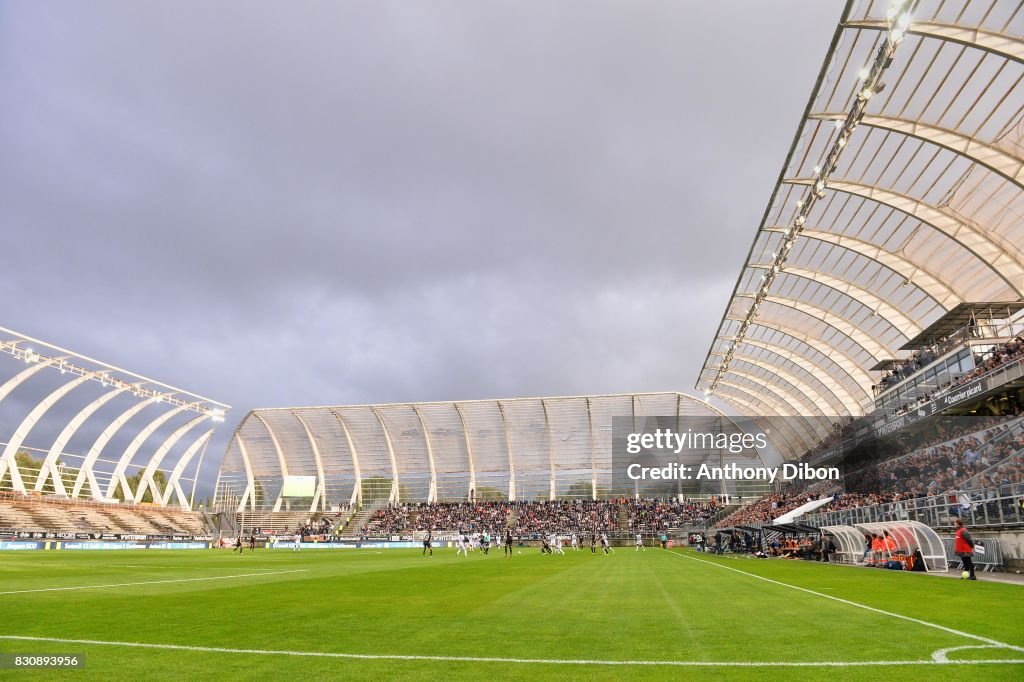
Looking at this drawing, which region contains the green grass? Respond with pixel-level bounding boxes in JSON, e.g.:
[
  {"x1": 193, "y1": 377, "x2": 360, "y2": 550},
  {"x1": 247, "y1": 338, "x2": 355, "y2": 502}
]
[{"x1": 0, "y1": 546, "x2": 1022, "y2": 680}]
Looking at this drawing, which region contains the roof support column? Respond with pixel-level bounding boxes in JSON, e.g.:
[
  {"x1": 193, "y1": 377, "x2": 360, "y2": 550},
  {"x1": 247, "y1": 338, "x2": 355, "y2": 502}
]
[
  {"x1": 453, "y1": 403, "x2": 476, "y2": 501},
  {"x1": 496, "y1": 402, "x2": 516, "y2": 502},
  {"x1": 369, "y1": 407, "x2": 401, "y2": 504},
  {"x1": 411, "y1": 406, "x2": 438, "y2": 503},
  {"x1": 293, "y1": 411, "x2": 328, "y2": 513},
  {"x1": 330, "y1": 409, "x2": 362, "y2": 507}
]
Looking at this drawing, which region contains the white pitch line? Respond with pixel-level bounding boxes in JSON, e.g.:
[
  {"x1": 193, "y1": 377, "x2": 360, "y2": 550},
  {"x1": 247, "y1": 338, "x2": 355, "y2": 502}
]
[
  {"x1": 932, "y1": 645, "x2": 1008, "y2": 663},
  {"x1": 667, "y1": 550, "x2": 1024, "y2": 654},
  {"x1": 0, "y1": 636, "x2": 1021, "y2": 667},
  {"x1": 0, "y1": 569, "x2": 308, "y2": 596}
]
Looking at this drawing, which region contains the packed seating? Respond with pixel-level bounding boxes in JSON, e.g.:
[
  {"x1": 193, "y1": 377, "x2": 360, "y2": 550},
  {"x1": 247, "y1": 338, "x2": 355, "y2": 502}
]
[
  {"x1": 625, "y1": 498, "x2": 718, "y2": 531},
  {"x1": 716, "y1": 416, "x2": 1024, "y2": 528},
  {"x1": 413, "y1": 501, "x2": 510, "y2": 532},
  {"x1": 360, "y1": 498, "x2": 720, "y2": 536},
  {"x1": 512, "y1": 500, "x2": 620, "y2": 535},
  {"x1": 881, "y1": 335, "x2": 1024, "y2": 419}
]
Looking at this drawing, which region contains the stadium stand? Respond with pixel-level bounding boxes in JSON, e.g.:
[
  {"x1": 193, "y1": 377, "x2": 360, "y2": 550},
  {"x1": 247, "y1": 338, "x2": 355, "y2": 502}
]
[
  {"x1": 236, "y1": 510, "x2": 344, "y2": 536},
  {"x1": 0, "y1": 493, "x2": 208, "y2": 536},
  {"x1": 358, "y1": 498, "x2": 722, "y2": 537},
  {"x1": 716, "y1": 416, "x2": 1024, "y2": 528}
]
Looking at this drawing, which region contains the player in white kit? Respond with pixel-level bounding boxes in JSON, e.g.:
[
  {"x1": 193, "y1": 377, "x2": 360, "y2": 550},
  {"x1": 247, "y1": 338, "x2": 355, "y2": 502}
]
[
  {"x1": 554, "y1": 534, "x2": 565, "y2": 555},
  {"x1": 635, "y1": 533, "x2": 646, "y2": 551},
  {"x1": 571, "y1": 533, "x2": 579, "y2": 551},
  {"x1": 456, "y1": 533, "x2": 469, "y2": 557},
  {"x1": 292, "y1": 533, "x2": 301, "y2": 552}
]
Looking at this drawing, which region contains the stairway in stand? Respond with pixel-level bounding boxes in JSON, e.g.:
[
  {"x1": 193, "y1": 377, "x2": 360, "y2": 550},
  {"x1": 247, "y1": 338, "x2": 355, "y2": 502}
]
[
  {"x1": 700, "y1": 503, "x2": 743, "y2": 529},
  {"x1": 340, "y1": 500, "x2": 387, "y2": 537}
]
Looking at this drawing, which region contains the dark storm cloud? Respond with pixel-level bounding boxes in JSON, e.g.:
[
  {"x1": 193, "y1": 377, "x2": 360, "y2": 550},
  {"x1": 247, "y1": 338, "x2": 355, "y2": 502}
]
[{"x1": 0, "y1": 1, "x2": 843, "y2": 492}]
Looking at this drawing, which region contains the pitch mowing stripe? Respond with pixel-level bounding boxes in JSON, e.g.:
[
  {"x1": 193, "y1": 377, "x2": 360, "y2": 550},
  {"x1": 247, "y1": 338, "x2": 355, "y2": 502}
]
[
  {"x1": 0, "y1": 636, "x2": 1022, "y2": 667},
  {"x1": 0, "y1": 569, "x2": 308, "y2": 596},
  {"x1": 667, "y1": 550, "x2": 1024, "y2": 654}
]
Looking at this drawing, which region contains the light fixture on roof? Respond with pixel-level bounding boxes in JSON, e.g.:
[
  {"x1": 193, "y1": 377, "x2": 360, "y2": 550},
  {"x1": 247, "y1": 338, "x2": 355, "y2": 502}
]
[{"x1": 708, "y1": 0, "x2": 912, "y2": 398}]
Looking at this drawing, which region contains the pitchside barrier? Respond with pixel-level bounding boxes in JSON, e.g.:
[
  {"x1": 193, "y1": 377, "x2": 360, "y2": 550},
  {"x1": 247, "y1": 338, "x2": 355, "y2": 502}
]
[
  {"x1": 0, "y1": 540, "x2": 211, "y2": 550},
  {"x1": 265, "y1": 540, "x2": 425, "y2": 550},
  {"x1": 941, "y1": 535, "x2": 1004, "y2": 572},
  {"x1": 807, "y1": 488, "x2": 1024, "y2": 530}
]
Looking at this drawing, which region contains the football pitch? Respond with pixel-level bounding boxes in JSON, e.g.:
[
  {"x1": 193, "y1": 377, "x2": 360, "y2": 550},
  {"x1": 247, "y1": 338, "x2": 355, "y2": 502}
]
[{"x1": 0, "y1": 547, "x2": 1022, "y2": 680}]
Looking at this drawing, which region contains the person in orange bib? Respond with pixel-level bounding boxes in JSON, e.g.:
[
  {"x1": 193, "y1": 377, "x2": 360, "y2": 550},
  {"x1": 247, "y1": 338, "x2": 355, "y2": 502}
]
[
  {"x1": 954, "y1": 518, "x2": 977, "y2": 580},
  {"x1": 870, "y1": 534, "x2": 883, "y2": 565}
]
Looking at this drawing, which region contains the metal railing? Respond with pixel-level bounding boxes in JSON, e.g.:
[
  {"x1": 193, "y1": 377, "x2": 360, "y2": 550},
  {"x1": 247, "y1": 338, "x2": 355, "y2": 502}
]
[
  {"x1": 807, "y1": 486, "x2": 1024, "y2": 530},
  {"x1": 873, "y1": 320, "x2": 1024, "y2": 398},
  {"x1": 941, "y1": 535, "x2": 1004, "y2": 572},
  {"x1": 804, "y1": 355, "x2": 1024, "y2": 466}
]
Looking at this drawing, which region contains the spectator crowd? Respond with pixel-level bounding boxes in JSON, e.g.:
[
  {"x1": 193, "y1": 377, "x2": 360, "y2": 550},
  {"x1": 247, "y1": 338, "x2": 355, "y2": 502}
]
[
  {"x1": 360, "y1": 497, "x2": 723, "y2": 537},
  {"x1": 716, "y1": 415, "x2": 1024, "y2": 529}
]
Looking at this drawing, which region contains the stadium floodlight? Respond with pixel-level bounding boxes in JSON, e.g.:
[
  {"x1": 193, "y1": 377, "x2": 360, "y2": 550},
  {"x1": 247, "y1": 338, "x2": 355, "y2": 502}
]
[
  {"x1": 705, "y1": 4, "x2": 913, "y2": 396},
  {"x1": 0, "y1": 326, "x2": 229, "y2": 419}
]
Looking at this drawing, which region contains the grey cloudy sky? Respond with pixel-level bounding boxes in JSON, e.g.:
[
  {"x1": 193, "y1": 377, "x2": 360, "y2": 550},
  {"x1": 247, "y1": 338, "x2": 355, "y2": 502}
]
[{"x1": 1, "y1": 1, "x2": 841, "y2": 492}]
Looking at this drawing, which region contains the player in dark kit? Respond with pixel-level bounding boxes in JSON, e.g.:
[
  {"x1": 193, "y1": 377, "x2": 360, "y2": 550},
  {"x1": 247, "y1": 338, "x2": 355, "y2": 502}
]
[
  {"x1": 590, "y1": 533, "x2": 597, "y2": 554},
  {"x1": 249, "y1": 533, "x2": 256, "y2": 551},
  {"x1": 423, "y1": 532, "x2": 433, "y2": 556},
  {"x1": 233, "y1": 534, "x2": 244, "y2": 554},
  {"x1": 504, "y1": 529, "x2": 514, "y2": 557}
]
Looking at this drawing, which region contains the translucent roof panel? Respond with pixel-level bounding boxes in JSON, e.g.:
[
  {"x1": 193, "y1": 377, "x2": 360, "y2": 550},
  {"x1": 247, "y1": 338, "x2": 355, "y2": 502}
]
[
  {"x1": 699, "y1": 0, "x2": 1024, "y2": 461},
  {"x1": 217, "y1": 393, "x2": 762, "y2": 509}
]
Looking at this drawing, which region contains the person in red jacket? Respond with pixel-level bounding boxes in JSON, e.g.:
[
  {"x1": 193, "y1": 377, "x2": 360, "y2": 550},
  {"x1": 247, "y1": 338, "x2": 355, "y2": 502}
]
[{"x1": 954, "y1": 518, "x2": 977, "y2": 581}]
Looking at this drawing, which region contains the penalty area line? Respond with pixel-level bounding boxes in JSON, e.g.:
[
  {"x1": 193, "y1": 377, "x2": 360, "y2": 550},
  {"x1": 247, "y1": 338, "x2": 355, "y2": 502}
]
[
  {"x1": 666, "y1": 550, "x2": 1024, "y2": 654},
  {"x1": 0, "y1": 636, "x2": 1022, "y2": 667},
  {"x1": 0, "y1": 569, "x2": 309, "y2": 596}
]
